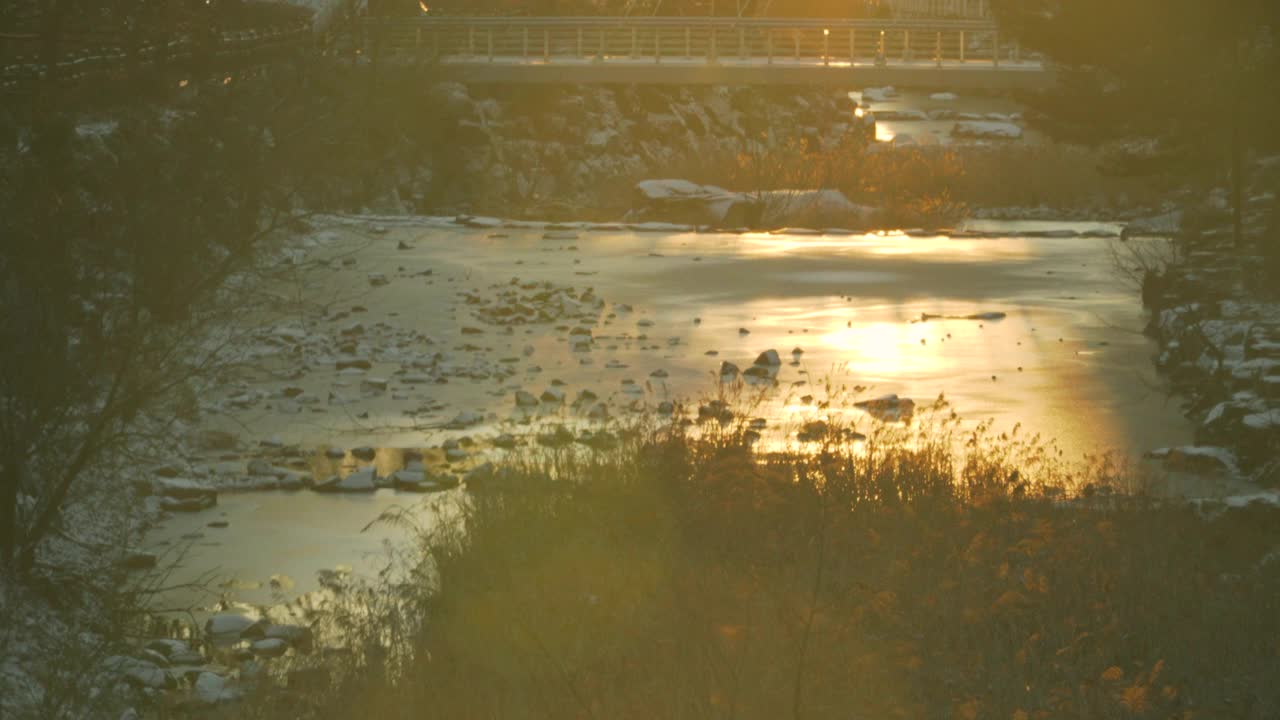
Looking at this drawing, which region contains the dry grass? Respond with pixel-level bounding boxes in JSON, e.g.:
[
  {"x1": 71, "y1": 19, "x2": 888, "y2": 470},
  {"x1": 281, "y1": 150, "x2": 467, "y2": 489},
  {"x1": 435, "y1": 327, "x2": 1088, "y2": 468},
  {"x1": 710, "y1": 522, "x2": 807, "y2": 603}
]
[
  {"x1": 662, "y1": 137, "x2": 1174, "y2": 229},
  {"x1": 239, "y1": 403, "x2": 1280, "y2": 720}
]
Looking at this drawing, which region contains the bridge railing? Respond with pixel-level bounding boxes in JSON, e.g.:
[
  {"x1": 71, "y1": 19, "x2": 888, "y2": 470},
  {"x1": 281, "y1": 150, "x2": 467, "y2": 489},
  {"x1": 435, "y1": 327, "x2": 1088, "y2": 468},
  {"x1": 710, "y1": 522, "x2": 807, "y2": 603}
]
[
  {"x1": 1, "y1": 23, "x2": 311, "y2": 93},
  {"x1": 360, "y1": 17, "x2": 1023, "y2": 68},
  {"x1": 880, "y1": 0, "x2": 993, "y2": 20}
]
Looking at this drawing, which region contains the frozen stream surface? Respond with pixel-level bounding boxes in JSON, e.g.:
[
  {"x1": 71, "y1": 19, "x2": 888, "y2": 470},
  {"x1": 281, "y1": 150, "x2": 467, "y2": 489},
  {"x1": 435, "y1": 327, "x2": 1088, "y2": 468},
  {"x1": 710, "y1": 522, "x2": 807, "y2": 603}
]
[{"x1": 145, "y1": 219, "x2": 1244, "y2": 611}]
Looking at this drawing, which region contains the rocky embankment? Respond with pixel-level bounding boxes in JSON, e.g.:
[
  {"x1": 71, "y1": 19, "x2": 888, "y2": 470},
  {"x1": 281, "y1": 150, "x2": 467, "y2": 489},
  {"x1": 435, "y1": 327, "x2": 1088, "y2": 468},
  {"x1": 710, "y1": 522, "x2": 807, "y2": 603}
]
[
  {"x1": 381, "y1": 82, "x2": 868, "y2": 220},
  {"x1": 1141, "y1": 164, "x2": 1280, "y2": 484}
]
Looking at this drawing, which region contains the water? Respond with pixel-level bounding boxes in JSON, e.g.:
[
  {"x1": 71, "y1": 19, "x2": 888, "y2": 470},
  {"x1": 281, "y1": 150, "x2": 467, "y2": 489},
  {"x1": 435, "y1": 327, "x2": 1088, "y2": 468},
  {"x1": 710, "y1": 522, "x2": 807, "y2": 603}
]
[
  {"x1": 851, "y1": 88, "x2": 1039, "y2": 145},
  {"x1": 145, "y1": 221, "x2": 1237, "y2": 611}
]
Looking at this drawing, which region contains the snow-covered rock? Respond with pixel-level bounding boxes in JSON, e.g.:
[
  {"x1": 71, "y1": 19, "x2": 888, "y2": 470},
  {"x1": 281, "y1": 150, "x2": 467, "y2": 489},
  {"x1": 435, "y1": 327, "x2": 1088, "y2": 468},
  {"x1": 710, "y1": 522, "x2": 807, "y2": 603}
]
[
  {"x1": 631, "y1": 179, "x2": 759, "y2": 227},
  {"x1": 861, "y1": 86, "x2": 898, "y2": 103},
  {"x1": 194, "y1": 671, "x2": 241, "y2": 704},
  {"x1": 205, "y1": 613, "x2": 264, "y2": 640},
  {"x1": 102, "y1": 656, "x2": 170, "y2": 689},
  {"x1": 757, "y1": 189, "x2": 871, "y2": 227},
  {"x1": 250, "y1": 638, "x2": 289, "y2": 658},
  {"x1": 1123, "y1": 210, "x2": 1183, "y2": 238},
  {"x1": 952, "y1": 121, "x2": 1023, "y2": 140}
]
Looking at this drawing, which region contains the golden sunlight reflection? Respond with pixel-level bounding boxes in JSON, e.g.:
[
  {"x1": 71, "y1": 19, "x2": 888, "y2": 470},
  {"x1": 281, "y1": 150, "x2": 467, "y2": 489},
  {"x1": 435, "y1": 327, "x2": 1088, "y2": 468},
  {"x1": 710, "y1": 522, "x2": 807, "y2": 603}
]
[{"x1": 737, "y1": 231, "x2": 1040, "y2": 260}]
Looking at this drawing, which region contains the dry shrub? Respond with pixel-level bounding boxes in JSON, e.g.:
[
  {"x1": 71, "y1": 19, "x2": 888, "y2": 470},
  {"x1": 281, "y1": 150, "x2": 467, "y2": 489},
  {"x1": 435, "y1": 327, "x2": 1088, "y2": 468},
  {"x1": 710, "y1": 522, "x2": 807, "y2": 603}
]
[
  {"x1": 948, "y1": 142, "x2": 1173, "y2": 211},
  {"x1": 241, "y1": 400, "x2": 1280, "y2": 720}
]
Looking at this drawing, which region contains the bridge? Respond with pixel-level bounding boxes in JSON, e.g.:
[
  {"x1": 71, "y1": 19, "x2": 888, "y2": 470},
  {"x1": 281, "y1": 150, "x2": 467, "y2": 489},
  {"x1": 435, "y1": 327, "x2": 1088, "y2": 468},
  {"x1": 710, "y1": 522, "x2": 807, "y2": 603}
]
[{"x1": 359, "y1": 17, "x2": 1051, "y2": 90}]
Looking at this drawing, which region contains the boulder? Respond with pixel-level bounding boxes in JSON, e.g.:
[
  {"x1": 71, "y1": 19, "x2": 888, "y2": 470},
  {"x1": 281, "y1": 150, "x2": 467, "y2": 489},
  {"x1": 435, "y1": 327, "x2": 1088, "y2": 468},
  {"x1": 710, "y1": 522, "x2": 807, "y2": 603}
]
[
  {"x1": 314, "y1": 468, "x2": 377, "y2": 493},
  {"x1": 205, "y1": 613, "x2": 265, "y2": 640},
  {"x1": 194, "y1": 671, "x2": 241, "y2": 704},
  {"x1": 1157, "y1": 446, "x2": 1237, "y2": 474},
  {"x1": 154, "y1": 478, "x2": 217, "y2": 500},
  {"x1": 145, "y1": 639, "x2": 191, "y2": 659},
  {"x1": 631, "y1": 179, "x2": 760, "y2": 227},
  {"x1": 757, "y1": 189, "x2": 871, "y2": 228}
]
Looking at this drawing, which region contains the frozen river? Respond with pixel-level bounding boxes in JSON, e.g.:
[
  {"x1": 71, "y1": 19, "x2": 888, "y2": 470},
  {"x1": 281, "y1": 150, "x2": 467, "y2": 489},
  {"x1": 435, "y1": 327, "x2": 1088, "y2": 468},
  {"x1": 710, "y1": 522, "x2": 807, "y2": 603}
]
[{"x1": 144, "y1": 220, "x2": 1242, "y2": 611}]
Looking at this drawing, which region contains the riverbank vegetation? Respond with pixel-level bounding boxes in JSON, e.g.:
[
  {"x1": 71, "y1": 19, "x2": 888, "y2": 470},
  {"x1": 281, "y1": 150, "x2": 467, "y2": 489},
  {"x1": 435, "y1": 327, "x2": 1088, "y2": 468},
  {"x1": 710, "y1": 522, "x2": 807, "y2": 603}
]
[
  {"x1": 239, "y1": 406, "x2": 1280, "y2": 720},
  {"x1": 677, "y1": 135, "x2": 1171, "y2": 228}
]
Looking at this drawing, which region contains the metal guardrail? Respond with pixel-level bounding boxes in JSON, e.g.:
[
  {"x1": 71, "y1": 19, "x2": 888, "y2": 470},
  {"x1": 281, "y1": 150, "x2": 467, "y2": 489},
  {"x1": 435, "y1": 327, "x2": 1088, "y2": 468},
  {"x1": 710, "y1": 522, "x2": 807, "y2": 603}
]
[
  {"x1": 359, "y1": 16, "x2": 1021, "y2": 69},
  {"x1": 381, "y1": 17, "x2": 999, "y2": 30}
]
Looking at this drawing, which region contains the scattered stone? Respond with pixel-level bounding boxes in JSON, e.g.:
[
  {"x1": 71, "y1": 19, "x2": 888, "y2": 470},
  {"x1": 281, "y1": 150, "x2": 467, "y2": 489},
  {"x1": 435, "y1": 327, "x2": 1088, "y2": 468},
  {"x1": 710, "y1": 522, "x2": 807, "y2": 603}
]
[
  {"x1": 102, "y1": 656, "x2": 171, "y2": 690},
  {"x1": 754, "y1": 349, "x2": 782, "y2": 366},
  {"x1": 160, "y1": 494, "x2": 217, "y2": 513},
  {"x1": 797, "y1": 421, "x2": 829, "y2": 442},
  {"x1": 537, "y1": 425, "x2": 576, "y2": 447},
  {"x1": 120, "y1": 552, "x2": 158, "y2": 570},
  {"x1": 246, "y1": 458, "x2": 277, "y2": 477},
  {"x1": 854, "y1": 394, "x2": 916, "y2": 422},
  {"x1": 444, "y1": 410, "x2": 484, "y2": 429},
  {"x1": 314, "y1": 468, "x2": 377, "y2": 493},
  {"x1": 335, "y1": 356, "x2": 372, "y2": 370}
]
